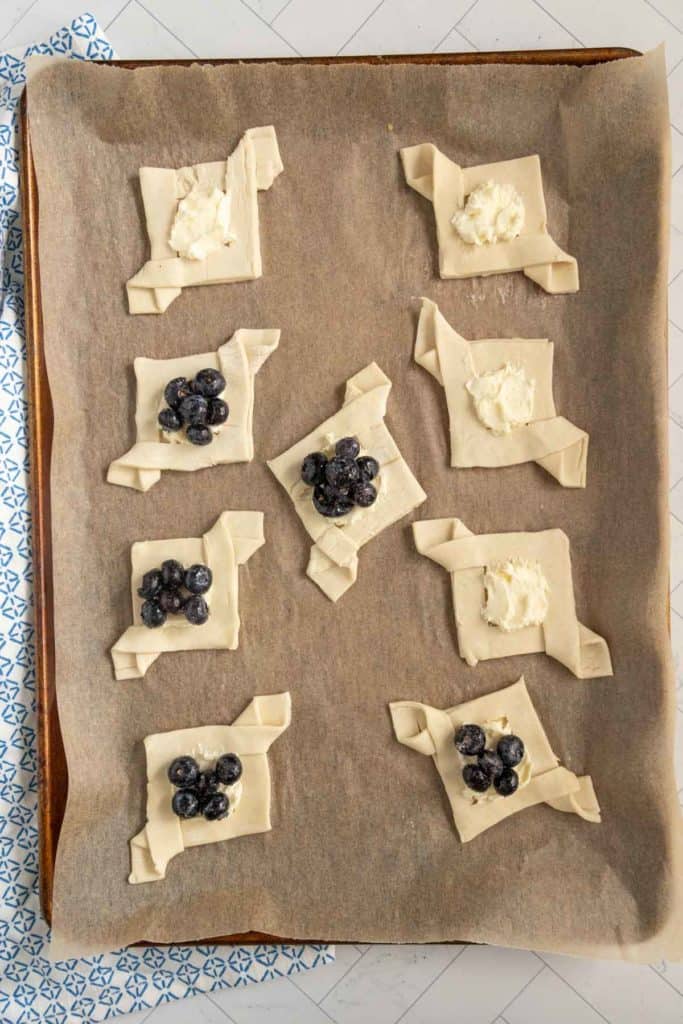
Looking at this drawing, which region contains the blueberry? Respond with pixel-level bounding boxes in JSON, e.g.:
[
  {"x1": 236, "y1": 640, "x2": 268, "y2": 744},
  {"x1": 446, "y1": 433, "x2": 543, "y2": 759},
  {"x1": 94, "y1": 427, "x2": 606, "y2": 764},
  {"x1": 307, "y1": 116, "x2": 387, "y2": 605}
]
[
  {"x1": 351, "y1": 481, "x2": 377, "y2": 508},
  {"x1": 158, "y1": 588, "x2": 183, "y2": 614},
  {"x1": 462, "y1": 764, "x2": 491, "y2": 793},
  {"x1": 186, "y1": 424, "x2": 212, "y2": 446},
  {"x1": 202, "y1": 792, "x2": 230, "y2": 821},
  {"x1": 196, "y1": 769, "x2": 219, "y2": 801},
  {"x1": 215, "y1": 753, "x2": 243, "y2": 785},
  {"x1": 137, "y1": 568, "x2": 163, "y2": 600},
  {"x1": 325, "y1": 456, "x2": 360, "y2": 491},
  {"x1": 171, "y1": 789, "x2": 200, "y2": 819},
  {"x1": 335, "y1": 436, "x2": 360, "y2": 460},
  {"x1": 185, "y1": 564, "x2": 212, "y2": 594},
  {"x1": 164, "y1": 377, "x2": 192, "y2": 409},
  {"x1": 313, "y1": 484, "x2": 354, "y2": 518},
  {"x1": 497, "y1": 735, "x2": 524, "y2": 768},
  {"x1": 158, "y1": 407, "x2": 182, "y2": 432},
  {"x1": 184, "y1": 595, "x2": 209, "y2": 625},
  {"x1": 141, "y1": 599, "x2": 166, "y2": 628},
  {"x1": 192, "y1": 368, "x2": 226, "y2": 398},
  {"x1": 494, "y1": 767, "x2": 519, "y2": 797},
  {"x1": 356, "y1": 455, "x2": 379, "y2": 482},
  {"x1": 178, "y1": 393, "x2": 208, "y2": 426},
  {"x1": 477, "y1": 749, "x2": 504, "y2": 781},
  {"x1": 207, "y1": 397, "x2": 229, "y2": 426},
  {"x1": 301, "y1": 452, "x2": 328, "y2": 486},
  {"x1": 167, "y1": 755, "x2": 200, "y2": 787},
  {"x1": 454, "y1": 724, "x2": 486, "y2": 756},
  {"x1": 161, "y1": 559, "x2": 184, "y2": 590}
]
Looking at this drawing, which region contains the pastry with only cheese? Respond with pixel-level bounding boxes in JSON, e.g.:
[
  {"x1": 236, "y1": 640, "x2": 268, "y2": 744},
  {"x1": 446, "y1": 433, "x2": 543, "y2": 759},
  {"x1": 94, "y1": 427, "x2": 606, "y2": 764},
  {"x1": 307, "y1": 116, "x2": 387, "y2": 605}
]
[
  {"x1": 390, "y1": 677, "x2": 600, "y2": 843},
  {"x1": 126, "y1": 126, "x2": 283, "y2": 314},
  {"x1": 129, "y1": 692, "x2": 291, "y2": 883},
  {"x1": 413, "y1": 517, "x2": 612, "y2": 679},
  {"x1": 401, "y1": 145, "x2": 578, "y2": 294},
  {"x1": 415, "y1": 298, "x2": 588, "y2": 486}
]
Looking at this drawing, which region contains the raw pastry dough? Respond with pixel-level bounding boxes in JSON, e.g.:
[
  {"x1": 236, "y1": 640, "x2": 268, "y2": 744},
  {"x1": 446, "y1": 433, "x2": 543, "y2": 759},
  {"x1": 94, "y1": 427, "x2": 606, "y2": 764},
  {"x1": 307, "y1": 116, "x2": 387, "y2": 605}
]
[
  {"x1": 268, "y1": 363, "x2": 427, "y2": 601},
  {"x1": 129, "y1": 692, "x2": 291, "y2": 883},
  {"x1": 389, "y1": 676, "x2": 600, "y2": 842},
  {"x1": 415, "y1": 299, "x2": 588, "y2": 487},
  {"x1": 401, "y1": 146, "x2": 578, "y2": 294},
  {"x1": 126, "y1": 126, "x2": 283, "y2": 314},
  {"x1": 111, "y1": 511, "x2": 264, "y2": 680},
  {"x1": 107, "y1": 329, "x2": 279, "y2": 492},
  {"x1": 413, "y1": 517, "x2": 612, "y2": 679}
]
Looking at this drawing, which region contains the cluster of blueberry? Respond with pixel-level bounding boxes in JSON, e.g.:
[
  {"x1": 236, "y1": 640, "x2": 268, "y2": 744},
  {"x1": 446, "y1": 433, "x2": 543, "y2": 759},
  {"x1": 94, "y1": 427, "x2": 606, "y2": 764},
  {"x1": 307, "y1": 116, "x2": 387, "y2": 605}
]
[
  {"x1": 300, "y1": 436, "x2": 379, "y2": 518},
  {"x1": 158, "y1": 367, "x2": 229, "y2": 446},
  {"x1": 168, "y1": 753, "x2": 243, "y2": 821},
  {"x1": 138, "y1": 559, "x2": 212, "y2": 628},
  {"x1": 454, "y1": 724, "x2": 525, "y2": 798}
]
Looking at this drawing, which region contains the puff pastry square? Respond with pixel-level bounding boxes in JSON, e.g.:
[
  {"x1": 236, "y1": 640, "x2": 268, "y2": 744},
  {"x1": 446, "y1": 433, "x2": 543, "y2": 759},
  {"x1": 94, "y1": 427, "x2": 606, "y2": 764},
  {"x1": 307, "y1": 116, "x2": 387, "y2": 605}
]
[
  {"x1": 111, "y1": 511, "x2": 264, "y2": 680},
  {"x1": 107, "y1": 328, "x2": 279, "y2": 492},
  {"x1": 129, "y1": 692, "x2": 291, "y2": 883},
  {"x1": 413, "y1": 517, "x2": 612, "y2": 679},
  {"x1": 126, "y1": 125, "x2": 283, "y2": 314},
  {"x1": 401, "y1": 145, "x2": 578, "y2": 294},
  {"x1": 415, "y1": 298, "x2": 588, "y2": 487},
  {"x1": 268, "y1": 363, "x2": 427, "y2": 601},
  {"x1": 390, "y1": 677, "x2": 600, "y2": 842}
]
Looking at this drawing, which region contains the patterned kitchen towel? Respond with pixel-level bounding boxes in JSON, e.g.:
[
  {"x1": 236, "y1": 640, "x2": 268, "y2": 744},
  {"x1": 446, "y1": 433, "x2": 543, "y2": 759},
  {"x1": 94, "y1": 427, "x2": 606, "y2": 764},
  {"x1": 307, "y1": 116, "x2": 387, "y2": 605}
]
[{"x1": 0, "y1": 12, "x2": 331, "y2": 1022}]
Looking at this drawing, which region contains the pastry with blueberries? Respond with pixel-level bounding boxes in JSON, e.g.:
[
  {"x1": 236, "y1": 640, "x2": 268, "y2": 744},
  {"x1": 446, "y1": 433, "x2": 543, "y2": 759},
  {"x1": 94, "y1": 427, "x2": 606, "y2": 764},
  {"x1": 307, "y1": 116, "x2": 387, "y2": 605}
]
[
  {"x1": 300, "y1": 436, "x2": 379, "y2": 519},
  {"x1": 167, "y1": 752, "x2": 243, "y2": 822},
  {"x1": 137, "y1": 558, "x2": 212, "y2": 629}
]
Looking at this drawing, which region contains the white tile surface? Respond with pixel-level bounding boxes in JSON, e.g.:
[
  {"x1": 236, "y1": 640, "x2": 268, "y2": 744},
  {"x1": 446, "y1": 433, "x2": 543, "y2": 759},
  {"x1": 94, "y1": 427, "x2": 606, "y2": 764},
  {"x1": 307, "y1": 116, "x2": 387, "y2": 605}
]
[{"x1": 30, "y1": 2, "x2": 683, "y2": 1023}]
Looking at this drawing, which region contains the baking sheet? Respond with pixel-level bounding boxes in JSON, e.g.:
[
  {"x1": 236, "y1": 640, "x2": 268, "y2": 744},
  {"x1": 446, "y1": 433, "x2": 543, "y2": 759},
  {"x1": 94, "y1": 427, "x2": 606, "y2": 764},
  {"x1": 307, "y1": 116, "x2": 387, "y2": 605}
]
[{"x1": 26, "y1": 48, "x2": 682, "y2": 959}]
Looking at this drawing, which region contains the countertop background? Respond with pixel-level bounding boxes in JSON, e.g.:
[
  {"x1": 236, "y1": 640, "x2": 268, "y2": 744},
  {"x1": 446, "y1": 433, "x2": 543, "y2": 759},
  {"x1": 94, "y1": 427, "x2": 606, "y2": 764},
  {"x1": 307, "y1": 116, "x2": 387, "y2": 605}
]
[{"x1": 4, "y1": 1, "x2": 683, "y2": 1021}]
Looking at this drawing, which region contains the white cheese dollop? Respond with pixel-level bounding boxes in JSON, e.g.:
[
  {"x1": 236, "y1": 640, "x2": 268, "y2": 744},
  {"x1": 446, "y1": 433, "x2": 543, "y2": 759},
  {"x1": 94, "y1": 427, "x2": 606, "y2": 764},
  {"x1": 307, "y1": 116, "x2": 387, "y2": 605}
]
[
  {"x1": 169, "y1": 185, "x2": 235, "y2": 260},
  {"x1": 466, "y1": 363, "x2": 535, "y2": 435},
  {"x1": 483, "y1": 559, "x2": 549, "y2": 632},
  {"x1": 452, "y1": 180, "x2": 525, "y2": 246}
]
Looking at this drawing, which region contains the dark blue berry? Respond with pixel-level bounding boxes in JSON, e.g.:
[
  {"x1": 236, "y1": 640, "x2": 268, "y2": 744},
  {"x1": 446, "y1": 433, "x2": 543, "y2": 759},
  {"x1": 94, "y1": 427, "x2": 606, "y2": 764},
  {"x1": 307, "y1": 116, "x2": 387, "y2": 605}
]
[
  {"x1": 325, "y1": 456, "x2": 360, "y2": 491},
  {"x1": 207, "y1": 397, "x2": 229, "y2": 426},
  {"x1": 215, "y1": 753, "x2": 242, "y2": 785},
  {"x1": 158, "y1": 588, "x2": 183, "y2": 614},
  {"x1": 171, "y1": 789, "x2": 200, "y2": 818},
  {"x1": 202, "y1": 792, "x2": 229, "y2": 821},
  {"x1": 498, "y1": 735, "x2": 524, "y2": 768},
  {"x1": 454, "y1": 724, "x2": 486, "y2": 756},
  {"x1": 478, "y1": 749, "x2": 504, "y2": 781},
  {"x1": 141, "y1": 599, "x2": 165, "y2": 628},
  {"x1": 167, "y1": 755, "x2": 200, "y2": 787},
  {"x1": 313, "y1": 484, "x2": 354, "y2": 518},
  {"x1": 494, "y1": 767, "x2": 519, "y2": 797},
  {"x1": 356, "y1": 455, "x2": 379, "y2": 482},
  {"x1": 196, "y1": 769, "x2": 219, "y2": 801},
  {"x1": 158, "y1": 407, "x2": 182, "y2": 432},
  {"x1": 137, "y1": 568, "x2": 163, "y2": 600},
  {"x1": 164, "y1": 377, "x2": 192, "y2": 409},
  {"x1": 462, "y1": 764, "x2": 491, "y2": 793},
  {"x1": 301, "y1": 452, "x2": 327, "y2": 486},
  {"x1": 335, "y1": 436, "x2": 360, "y2": 460},
  {"x1": 351, "y1": 481, "x2": 377, "y2": 508},
  {"x1": 192, "y1": 368, "x2": 226, "y2": 398},
  {"x1": 161, "y1": 559, "x2": 184, "y2": 590},
  {"x1": 184, "y1": 595, "x2": 209, "y2": 625},
  {"x1": 186, "y1": 424, "x2": 212, "y2": 446},
  {"x1": 185, "y1": 564, "x2": 212, "y2": 594},
  {"x1": 178, "y1": 394, "x2": 208, "y2": 426}
]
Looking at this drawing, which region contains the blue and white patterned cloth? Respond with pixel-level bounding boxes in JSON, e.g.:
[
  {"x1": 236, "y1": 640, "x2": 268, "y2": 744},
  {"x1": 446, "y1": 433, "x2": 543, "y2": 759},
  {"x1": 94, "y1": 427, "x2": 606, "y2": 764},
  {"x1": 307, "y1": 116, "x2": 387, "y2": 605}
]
[{"x1": 0, "y1": 13, "x2": 331, "y2": 1022}]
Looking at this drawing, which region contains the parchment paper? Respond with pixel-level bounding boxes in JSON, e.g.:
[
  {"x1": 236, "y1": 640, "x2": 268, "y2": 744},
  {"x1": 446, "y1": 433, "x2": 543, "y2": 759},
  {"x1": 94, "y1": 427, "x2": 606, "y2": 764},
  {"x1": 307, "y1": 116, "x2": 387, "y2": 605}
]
[{"x1": 26, "y1": 48, "x2": 683, "y2": 960}]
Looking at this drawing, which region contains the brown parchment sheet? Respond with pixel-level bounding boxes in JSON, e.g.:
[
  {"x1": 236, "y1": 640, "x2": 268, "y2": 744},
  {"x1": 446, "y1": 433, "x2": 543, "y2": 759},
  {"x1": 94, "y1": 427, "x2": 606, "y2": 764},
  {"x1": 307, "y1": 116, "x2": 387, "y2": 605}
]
[{"x1": 27, "y1": 48, "x2": 683, "y2": 960}]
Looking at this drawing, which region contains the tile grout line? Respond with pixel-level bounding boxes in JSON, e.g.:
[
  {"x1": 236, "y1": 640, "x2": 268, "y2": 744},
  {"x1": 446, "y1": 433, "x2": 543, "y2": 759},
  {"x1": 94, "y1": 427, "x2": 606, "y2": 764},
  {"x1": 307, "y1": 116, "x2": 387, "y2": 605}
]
[
  {"x1": 454, "y1": 27, "x2": 479, "y2": 52},
  {"x1": 532, "y1": 0, "x2": 586, "y2": 47},
  {"x1": 135, "y1": 0, "x2": 199, "y2": 56},
  {"x1": 0, "y1": 0, "x2": 38, "y2": 46},
  {"x1": 238, "y1": 0, "x2": 302, "y2": 56},
  {"x1": 644, "y1": 0, "x2": 683, "y2": 38},
  {"x1": 104, "y1": 0, "x2": 135, "y2": 32},
  {"x1": 269, "y1": 0, "x2": 294, "y2": 25},
  {"x1": 289, "y1": 975, "x2": 341, "y2": 1021},
  {"x1": 335, "y1": 0, "x2": 387, "y2": 56},
  {"x1": 290, "y1": 947, "x2": 363, "y2": 1004},
  {"x1": 431, "y1": 0, "x2": 481, "y2": 53},
  {"x1": 538, "y1": 958, "x2": 612, "y2": 1023},
  {"x1": 488, "y1": 957, "x2": 546, "y2": 1021},
  {"x1": 649, "y1": 961, "x2": 683, "y2": 997},
  {"x1": 392, "y1": 945, "x2": 466, "y2": 1024},
  {"x1": 669, "y1": 55, "x2": 683, "y2": 78},
  {"x1": 205, "y1": 990, "x2": 239, "y2": 1023},
  {"x1": 314, "y1": 944, "x2": 372, "y2": 1005}
]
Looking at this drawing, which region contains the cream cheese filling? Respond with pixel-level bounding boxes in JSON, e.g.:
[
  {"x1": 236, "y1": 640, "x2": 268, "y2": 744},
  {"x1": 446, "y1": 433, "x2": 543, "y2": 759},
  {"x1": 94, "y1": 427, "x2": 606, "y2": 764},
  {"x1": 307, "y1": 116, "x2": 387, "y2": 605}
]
[
  {"x1": 169, "y1": 185, "x2": 236, "y2": 260},
  {"x1": 452, "y1": 180, "x2": 525, "y2": 246},
  {"x1": 483, "y1": 558, "x2": 549, "y2": 632},
  {"x1": 465, "y1": 362, "x2": 535, "y2": 435}
]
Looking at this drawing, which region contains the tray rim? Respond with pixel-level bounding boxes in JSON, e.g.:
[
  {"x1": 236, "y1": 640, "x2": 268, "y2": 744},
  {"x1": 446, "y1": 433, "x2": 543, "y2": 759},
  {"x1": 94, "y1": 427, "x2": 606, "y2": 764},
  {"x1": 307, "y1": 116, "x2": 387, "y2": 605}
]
[{"x1": 20, "y1": 45, "x2": 640, "y2": 947}]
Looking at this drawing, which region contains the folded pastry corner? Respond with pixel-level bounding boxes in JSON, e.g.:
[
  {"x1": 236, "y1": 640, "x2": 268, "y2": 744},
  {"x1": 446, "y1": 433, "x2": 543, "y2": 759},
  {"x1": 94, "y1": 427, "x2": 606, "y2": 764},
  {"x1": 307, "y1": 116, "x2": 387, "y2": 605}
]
[
  {"x1": 107, "y1": 328, "x2": 279, "y2": 492},
  {"x1": 126, "y1": 125, "x2": 283, "y2": 314},
  {"x1": 415, "y1": 298, "x2": 588, "y2": 487},
  {"x1": 129, "y1": 691, "x2": 291, "y2": 884},
  {"x1": 111, "y1": 510, "x2": 265, "y2": 680},
  {"x1": 268, "y1": 362, "x2": 426, "y2": 602},
  {"x1": 389, "y1": 676, "x2": 600, "y2": 842},
  {"x1": 413, "y1": 517, "x2": 612, "y2": 680},
  {"x1": 401, "y1": 145, "x2": 578, "y2": 294}
]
